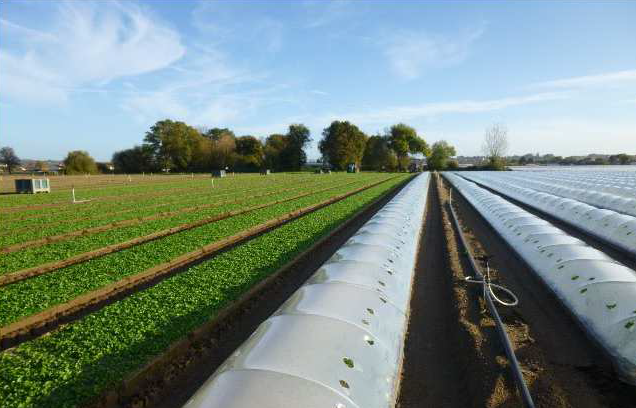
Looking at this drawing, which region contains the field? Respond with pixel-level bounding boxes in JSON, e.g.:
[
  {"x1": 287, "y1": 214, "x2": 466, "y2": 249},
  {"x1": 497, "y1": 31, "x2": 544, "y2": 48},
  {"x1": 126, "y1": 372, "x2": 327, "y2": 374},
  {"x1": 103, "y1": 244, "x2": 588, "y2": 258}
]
[
  {"x1": 3, "y1": 169, "x2": 636, "y2": 408},
  {"x1": 0, "y1": 172, "x2": 412, "y2": 407}
]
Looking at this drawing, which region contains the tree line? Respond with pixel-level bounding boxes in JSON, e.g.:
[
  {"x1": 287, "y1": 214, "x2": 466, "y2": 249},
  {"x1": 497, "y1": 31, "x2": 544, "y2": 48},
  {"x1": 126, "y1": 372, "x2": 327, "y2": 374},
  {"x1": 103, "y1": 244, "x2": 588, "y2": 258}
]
[
  {"x1": 0, "y1": 119, "x2": 460, "y2": 175},
  {"x1": 112, "y1": 119, "x2": 458, "y2": 174},
  {"x1": 113, "y1": 120, "x2": 312, "y2": 174}
]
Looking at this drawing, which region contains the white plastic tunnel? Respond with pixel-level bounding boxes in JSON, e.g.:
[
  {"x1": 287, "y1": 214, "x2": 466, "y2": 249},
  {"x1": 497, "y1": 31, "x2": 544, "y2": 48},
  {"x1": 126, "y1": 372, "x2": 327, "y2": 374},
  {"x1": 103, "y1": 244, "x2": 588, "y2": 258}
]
[
  {"x1": 443, "y1": 172, "x2": 636, "y2": 385},
  {"x1": 183, "y1": 173, "x2": 431, "y2": 408}
]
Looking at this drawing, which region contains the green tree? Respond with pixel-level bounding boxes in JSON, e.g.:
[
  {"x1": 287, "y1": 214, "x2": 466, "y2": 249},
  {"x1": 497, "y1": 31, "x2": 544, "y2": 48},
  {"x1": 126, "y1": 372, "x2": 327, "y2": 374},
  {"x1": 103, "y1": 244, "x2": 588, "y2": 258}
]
[
  {"x1": 0, "y1": 146, "x2": 20, "y2": 174},
  {"x1": 64, "y1": 151, "x2": 98, "y2": 174},
  {"x1": 427, "y1": 141, "x2": 457, "y2": 171},
  {"x1": 263, "y1": 134, "x2": 288, "y2": 171},
  {"x1": 319, "y1": 121, "x2": 368, "y2": 170},
  {"x1": 209, "y1": 131, "x2": 236, "y2": 170},
  {"x1": 234, "y1": 135, "x2": 264, "y2": 172},
  {"x1": 236, "y1": 135, "x2": 263, "y2": 157},
  {"x1": 112, "y1": 145, "x2": 155, "y2": 173},
  {"x1": 281, "y1": 124, "x2": 311, "y2": 171},
  {"x1": 619, "y1": 154, "x2": 633, "y2": 165},
  {"x1": 610, "y1": 153, "x2": 633, "y2": 165},
  {"x1": 362, "y1": 135, "x2": 398, "y2": 171},
  {"x1": 387, "y1": 123, "x2": 429, "y2": 171},
  {"x1": 143, "y1": 119, "x2": 204, "y2": 172},
  {"x1": 204, "y1": 127, "x2": 235, "y2": 141}
]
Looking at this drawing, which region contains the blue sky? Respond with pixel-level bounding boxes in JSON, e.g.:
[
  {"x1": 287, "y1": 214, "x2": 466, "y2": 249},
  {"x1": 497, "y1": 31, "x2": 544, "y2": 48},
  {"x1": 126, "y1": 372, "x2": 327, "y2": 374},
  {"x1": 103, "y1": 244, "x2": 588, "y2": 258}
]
[{"x1": 1, "y1": 0, "x2": 636, "y2": 161}]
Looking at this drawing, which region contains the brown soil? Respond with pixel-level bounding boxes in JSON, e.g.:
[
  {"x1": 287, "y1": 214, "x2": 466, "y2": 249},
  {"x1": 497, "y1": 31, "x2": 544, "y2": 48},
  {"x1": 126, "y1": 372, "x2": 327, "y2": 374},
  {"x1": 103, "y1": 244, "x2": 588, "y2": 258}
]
[
  {"x1": 426, "y1": 173, "x2": 636, "y2": 407},
  {"x1": 396, "y1": 171, "x2": 470, "y2": 407},
  {"x1": 85, "y1": 175, "x2": 412, "y2": 408}
]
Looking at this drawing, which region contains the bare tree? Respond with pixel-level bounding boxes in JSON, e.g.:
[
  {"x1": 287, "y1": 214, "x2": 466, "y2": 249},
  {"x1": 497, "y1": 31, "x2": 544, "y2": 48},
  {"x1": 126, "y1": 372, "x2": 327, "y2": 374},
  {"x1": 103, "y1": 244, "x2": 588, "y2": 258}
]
[{"x1": 482, "y1": 123, "x2": 509, "y2": 163}]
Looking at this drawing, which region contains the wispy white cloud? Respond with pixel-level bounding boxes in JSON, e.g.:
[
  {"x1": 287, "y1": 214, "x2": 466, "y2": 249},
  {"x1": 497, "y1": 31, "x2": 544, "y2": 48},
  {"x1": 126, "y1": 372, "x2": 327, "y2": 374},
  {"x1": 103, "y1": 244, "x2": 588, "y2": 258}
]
[
  {"x1": 121, "y1": 50, "x2": 250, "y2": 125},
  {"x1": 303, "y1": 0, "x2": 353, "y2": 29},
  {"x1": 382, "y1": 25, "x2": 485, "y2": 80},
  {"x1": 0, "y1": 17, "x2": 57, "y2": 42},
  {"x1": 339, "y1": 92, "x2": 566, "y2": 125},
  {"x1": 531, "y1": 69, "x2": 636, "y2": 90},
  {"x1": 191, "y1": 2, "x2": 284, "y2": 53},
  {"x1": 121, "y1": 46, "x2": 295, "y2": 127},
  {"x1": 0, "y1": 1, "x2": 185, "y2": 104},
  {"x1": 246, "y1": 92, "x2": 567, "y2": 134},
  {"x1": 310, "y1": 89, "x2": 329, "y2": 96}
]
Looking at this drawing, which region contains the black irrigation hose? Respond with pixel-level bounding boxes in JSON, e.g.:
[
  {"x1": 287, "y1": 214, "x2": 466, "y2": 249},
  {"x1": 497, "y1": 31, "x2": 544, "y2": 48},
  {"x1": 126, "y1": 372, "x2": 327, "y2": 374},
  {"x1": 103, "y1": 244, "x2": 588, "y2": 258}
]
[{"x1": 443, "y1": 175, "x2": 536, "y2": 408}]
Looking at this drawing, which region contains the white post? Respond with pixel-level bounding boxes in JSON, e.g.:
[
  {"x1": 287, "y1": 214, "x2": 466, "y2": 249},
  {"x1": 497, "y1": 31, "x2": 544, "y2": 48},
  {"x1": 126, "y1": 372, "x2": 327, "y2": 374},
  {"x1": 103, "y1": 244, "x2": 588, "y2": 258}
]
[
  {"x1": 211, "y1": 178, "x2": 214, "y2": 188},
  {"x1": 72, "y1": 187, "x2": 76, "y2": 203},
  {"x1": 128, "y1": 175, "x2": 131, "y2": 182}
]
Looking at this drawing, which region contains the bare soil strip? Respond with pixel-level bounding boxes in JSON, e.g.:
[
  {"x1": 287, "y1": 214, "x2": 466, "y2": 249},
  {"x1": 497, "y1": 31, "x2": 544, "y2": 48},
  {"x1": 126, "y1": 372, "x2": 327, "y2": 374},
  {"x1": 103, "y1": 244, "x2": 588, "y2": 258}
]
[
  {"x1": 0, "y1": 179, "x2": 364, "y2": 286},
  {"x1": 439, "y1": 174, "x2": 636, "y2": 407},
  {"x1": 1, "y1": 179, "x2": 338, "y2": 254},
  {"x1": 396, "y1": 173, "x2": 471, "y2": 407},
  {"x1": 0, "y1": 176, "x2": 402, "y2": 348},
  {"x1": 74, "y1": 176, "x2": 410, "y2": 408}
]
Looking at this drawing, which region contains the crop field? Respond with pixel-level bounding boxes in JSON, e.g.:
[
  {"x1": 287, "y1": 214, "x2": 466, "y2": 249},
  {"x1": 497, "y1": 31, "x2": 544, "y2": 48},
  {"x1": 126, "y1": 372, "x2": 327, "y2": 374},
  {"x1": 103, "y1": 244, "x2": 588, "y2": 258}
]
[
  {"x1": 0, "y1": 172, "x2": 412, "y2": 407},
  {"x1": 3, "y1": 169, "x2": 636, "y2": 408}
]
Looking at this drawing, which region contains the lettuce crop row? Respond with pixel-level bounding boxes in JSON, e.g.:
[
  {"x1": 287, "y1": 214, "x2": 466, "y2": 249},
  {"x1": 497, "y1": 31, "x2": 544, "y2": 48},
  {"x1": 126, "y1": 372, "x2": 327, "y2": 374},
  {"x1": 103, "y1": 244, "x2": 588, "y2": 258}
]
[
  {"x1": 1, "y1": 177, "x2": 218, "y2": 209},
  {"x1": 1, "y1": 176, "x2": 339, "y2": 248},
  {"x1": 1, "y1": 173, "x2": 318, "y2": 216},
  {"x1": 0, "y1": 175, "x2": 399, "y2": 326},
  {"x1": 0, "y1": 174, "x2": 409, "y2": 408},
  {"x1": 3, "y1": 173, "x2": 320, "y2": 224},
  {"x1": 0, "y1": 175, "x2": 384, "y2": 274},
  {"x1": 2, "y1": 173, "x2": 287, "y2": 209}
]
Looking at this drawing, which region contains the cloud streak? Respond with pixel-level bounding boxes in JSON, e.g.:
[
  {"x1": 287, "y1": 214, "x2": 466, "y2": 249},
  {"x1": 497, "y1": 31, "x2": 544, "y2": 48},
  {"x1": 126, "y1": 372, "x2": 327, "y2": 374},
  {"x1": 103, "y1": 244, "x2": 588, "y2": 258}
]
[
  {"x1": 338, "y1": 92, "x2": 566, "y2": 125},
  {"x1": 531, "y1": 69, "x2": 636, "y2": 90},
  {"x1": 303, "y1": 0, "x2": 353, "y2": 28},
  {"x1": 382, "y1": 25, "x2": 485, "y2": 80},
  {"x1": 0, "y1": 1, "x2": 185, "y2": 104}
]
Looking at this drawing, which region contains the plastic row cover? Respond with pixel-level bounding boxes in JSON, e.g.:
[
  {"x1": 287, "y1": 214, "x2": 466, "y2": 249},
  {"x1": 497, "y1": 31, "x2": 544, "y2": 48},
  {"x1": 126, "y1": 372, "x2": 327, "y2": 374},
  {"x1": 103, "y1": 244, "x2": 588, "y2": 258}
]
[
  {"x1": 458, "y1": 172, "x2": 636, "y2": 256},
  {"x1": 507, "y1": 172, "x2": 636, "y2": 216},
  {"x1": 511, "y1": 171, "x2": 636, "y2": 203},
  {"x1": 468, "y1": 171, "x2": 636, "y2": 217},
  {"x1": 514, "y1": 170, "x2": 636, "y2": 198},
  {"x1": 443, "y1": 172, "x2": 636, "y2": 385},
  {"x1": 183, "y1": 173, "x2": 431, "y2": 408}
]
